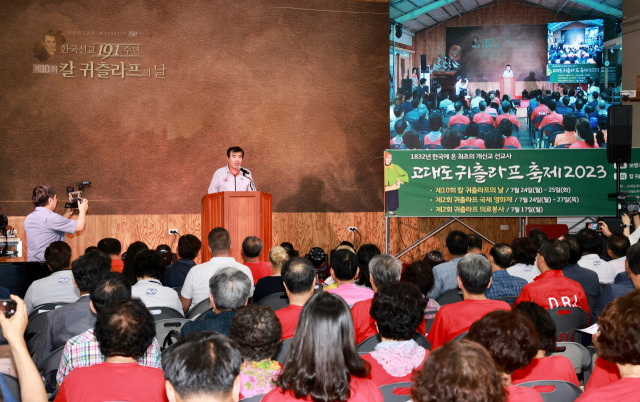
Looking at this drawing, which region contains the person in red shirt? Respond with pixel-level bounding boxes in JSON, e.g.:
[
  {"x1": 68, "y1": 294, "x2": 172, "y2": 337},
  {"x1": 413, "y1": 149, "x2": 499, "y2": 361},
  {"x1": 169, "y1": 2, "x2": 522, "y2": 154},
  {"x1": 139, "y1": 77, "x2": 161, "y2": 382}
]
[
  {"x1": 467, "y1": 310, "x2": 543, "y2": 402},
  {"x1": 472, "y1": 101, "x2": 496, "y2": 128},
  {"x1": 427, "y1": 254, "x2": 511, "y2": 349},
  {"x1": 163, "y1": 332, "x2": 244, "y2": 402},
  {"x1": 448, "y1": 101, "x2": 470, "y2": 126},
  {"x1": 531, "y1": 95, "x2": 550, "y2": 128},
  {"x1": 554, "y1": 113, "x2": 578, "y2": 147},
  {"x1": 539, "y1": 101, "x2": 563, "y2": 131},
  {"x1": 511, "y1": 302, "x2": 579, "y2": 386},
  {"x1": 498, "y1": 119, "x2": 521, "y2": 149},
  {"x1": 275, "y1": 257, "x2": 316, "y2": 340},
  {"x1": 515, "y1": 240, "x2": 590, "y2": 318},
  {"x1": 242, "y1": 236, "x2": 272, "y2": 284},
  {"x1": 577, "y1": 290, "x2": 640, "y2": 401},
  {"x1": 569, "y1": 119, "x2": 599, "y2": 149},
  {"x1": 458, "y1": 122, "x2": 485, "y2": 149},
  {"x1": 97, "y1": 238, "x2": 123, "y2": 273},
  {"x1": 495, "y1": 101, "x2": 520, "y2": 129}
]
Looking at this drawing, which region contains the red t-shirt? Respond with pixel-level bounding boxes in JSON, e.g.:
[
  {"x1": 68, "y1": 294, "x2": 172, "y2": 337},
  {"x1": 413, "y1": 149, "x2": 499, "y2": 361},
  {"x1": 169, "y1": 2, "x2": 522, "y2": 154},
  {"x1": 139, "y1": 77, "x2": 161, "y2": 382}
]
[
  {"x1": 503, "y1": 136, "x2": 521, "y2": 149},
  {"x1": 511, "y1": 355, "x2": 579, "y2": 386},
  {"x1": 585, "y1": 357, "x2": 620, "y2": 392},
  {"x1": 351, "y1": 298, "x2": 428, "y2": 345},
  {"x1": 111, "y1": 259, "x2": 124, "y2": 273},
  {"x1": 577, "y1": 377, "x2": 640, "y2": 401},
  {"x1": 569, "y1": 140, "x2": 599, "y2": 149},
  {"x1": 427, "y1": 299, "x2": 511, "y2": 349},
  {"x1": 448, "y1": 114, "x2": 470, "y2": 126},
  {"x1": 473, "y1": 112, "x2": 496, "y2": 127},
  {"x1": 55, "y1": 362, "x2": 167, "y2": 402},
  {"x1": 539, "y1": 113, "x2": 563, "y2": 130},
  {"x1": 244, "y1": 261, "x2": 273, "y2": 284},
  {"x1": 531, "y1": 105, "x2": 550, "y2": 123},
  {"x1": 514, "y1": 270, "x2": 590, "y2": 319},
  {"x1": 458, "y1": 138, "x2": 485, "y2": 149},
  {"x1": 496, "y1": 113, "x2": 520, "y2": 128},
  {"x1": 275, "y1": 304, "x2": 303, "y2": 340},
  {"x1": 262, "y1": 377, "x2": 383, "y2": 401},
  {"x1": 505, "y1": 385, "x2": 543, "y2": 402},
  {"x1": 361, "y1": 349, "x2": 427, "y2": 388}
]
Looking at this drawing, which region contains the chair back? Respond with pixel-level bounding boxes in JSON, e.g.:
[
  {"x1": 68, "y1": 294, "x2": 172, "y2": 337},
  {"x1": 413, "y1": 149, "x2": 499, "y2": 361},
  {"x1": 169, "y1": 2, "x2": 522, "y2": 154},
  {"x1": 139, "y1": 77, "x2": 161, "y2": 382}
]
[
  {"x1": 2, "y1": 373, "x2": 20, "y2": 402},
  {"x1": 257, "y1": 292, "x2": 289, "y2": 311},
  {"x1": 410, "y1": 332, "x2": 431, "y2": 350},
  {"x1": 185, "y1": 298, "x2": 211, "y2": 320},
  {"x1": 477, "y1": 123, "x2": 493, "y2": 133},
  {"x1": 435, "y1": 288, "x2": 463, "y2": 306},
  {"x1": 421, "y1": 144, "x2": 443, "y2": 149},
  {"x1": 240, "y1": 394, "x2": 265, "y2": 402},
  {"x1": 451, "y1": 123, "x2": 468, "y2": 134},
  {"x1": 37, "y1": 345, "x2": 65, "y2": 392},
  {"x1": 390, "y1": 144, "x2": 407, "y2": 150},
  {"x1": 517, "y1": 380, "x2": 582, "y2": 402},
  {"x1": 548, "y1": 307, "x2": 589, "y2": 342},
  {"x1": 551, "y1": 342, "x2": 591, "y2": 375},
  {"x1": 28, "y1": 302, "x2": 68, "y2": 319},
  {"x1": 453, "y1": 331, "x2": 468, "y2": 341},
  {"x1": 24, "y1": 311, "x2": 50, "y2": 341},
  {"x1": 555, "y1": 143, "x2": 571, "y2": 148},
  {"x1": 148, "y1": 306, "x2": 184, "y2": 320},
  {"x1": 458, "y1": 146, "x2": 479, "y2": 149},
  {"x1": 356, "y1": 333, "x2": 382, "y2": 355},
  {"x1": 155, "y1": 319, "x2": 191, "y2": 350},
  {"x1": 378, "y1": 382, "x2": 413, "y2": 402},
  {"x1": 273, "y1": 337, "x2": 293, "y2": 364}
]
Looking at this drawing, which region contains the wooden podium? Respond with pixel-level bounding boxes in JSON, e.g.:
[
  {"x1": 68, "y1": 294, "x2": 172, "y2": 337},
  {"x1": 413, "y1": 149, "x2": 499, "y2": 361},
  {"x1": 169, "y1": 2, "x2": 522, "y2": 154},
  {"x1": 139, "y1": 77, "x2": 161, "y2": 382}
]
[
  {"x1": 500, "y1": 77, "x2": 515, "y2": 99},
  {"x1": 201, "y1": 192, "x2": 272, "y2": 263}
]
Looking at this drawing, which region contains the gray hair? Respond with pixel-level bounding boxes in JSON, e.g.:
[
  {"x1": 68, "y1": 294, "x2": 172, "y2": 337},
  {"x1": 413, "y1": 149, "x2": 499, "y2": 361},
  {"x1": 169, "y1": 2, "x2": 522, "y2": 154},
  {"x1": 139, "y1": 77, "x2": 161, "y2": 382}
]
[
  {"x1": 209, "y1": 267, "x2": 251, "y2": 311},
  {"x1": 369, "y1": 254, "x2": 402, "y2": 288},
  {"x1": 457, "y1": 253, "x2": 492, "y2": 295}
]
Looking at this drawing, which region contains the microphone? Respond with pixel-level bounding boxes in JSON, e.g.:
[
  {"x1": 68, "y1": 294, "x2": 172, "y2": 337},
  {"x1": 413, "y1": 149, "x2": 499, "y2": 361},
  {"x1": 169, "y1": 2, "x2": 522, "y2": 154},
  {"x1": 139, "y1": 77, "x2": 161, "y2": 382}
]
[{"x1": 239, "y1": 168, "x2": 256, "y2": 191}]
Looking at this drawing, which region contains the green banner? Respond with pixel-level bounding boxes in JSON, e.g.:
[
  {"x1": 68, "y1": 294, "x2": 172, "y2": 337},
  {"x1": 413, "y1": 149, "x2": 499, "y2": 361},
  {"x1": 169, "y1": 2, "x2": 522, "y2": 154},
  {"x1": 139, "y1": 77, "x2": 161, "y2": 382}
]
[
  {"x1": 384, "y1": 149, "x2": 640, "y2": 217},
  {"x1": 546, "y1": 64, "x2": 600, "y2": 83}
]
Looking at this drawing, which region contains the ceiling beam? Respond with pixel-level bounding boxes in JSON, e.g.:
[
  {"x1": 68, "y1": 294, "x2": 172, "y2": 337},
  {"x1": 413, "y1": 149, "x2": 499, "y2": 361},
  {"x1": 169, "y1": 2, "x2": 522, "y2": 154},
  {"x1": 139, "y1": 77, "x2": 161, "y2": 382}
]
[
  {"x1": 396, "y1": 0, "x2": 459, "y2": 23},
  {"x1": 568, "y1": 0, "x2": 621, "y2": 18}
]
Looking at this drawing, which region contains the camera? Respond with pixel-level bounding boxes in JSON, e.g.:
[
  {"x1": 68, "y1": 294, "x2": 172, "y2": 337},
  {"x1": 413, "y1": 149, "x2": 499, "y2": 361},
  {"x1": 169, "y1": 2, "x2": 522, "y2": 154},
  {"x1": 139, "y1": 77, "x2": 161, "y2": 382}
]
[
  {"x1": 0, "y1": 299, "x2": 16, "y2": 318},
  {"x1": 65, "y1": 181, "x2": 91, "y2": 209},
  {"x1": 586, "y1": 222, "x2": 600, "y2": 230}
]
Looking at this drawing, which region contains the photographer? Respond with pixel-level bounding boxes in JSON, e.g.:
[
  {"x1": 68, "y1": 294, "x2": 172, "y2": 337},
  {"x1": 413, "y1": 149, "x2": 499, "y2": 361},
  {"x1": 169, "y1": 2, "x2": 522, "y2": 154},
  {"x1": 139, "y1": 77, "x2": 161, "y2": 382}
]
[
  {"x1": 600, "y1": 214, "x2": 640, "y2": 246},
  {"x1": 24, "y1": 185, "x2": 89, "y2": 262}
]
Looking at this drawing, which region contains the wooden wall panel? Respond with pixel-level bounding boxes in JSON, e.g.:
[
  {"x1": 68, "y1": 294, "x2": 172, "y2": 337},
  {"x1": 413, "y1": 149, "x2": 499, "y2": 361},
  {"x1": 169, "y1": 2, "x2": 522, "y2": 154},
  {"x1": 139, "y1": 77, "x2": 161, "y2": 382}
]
[{"x1": 3, "y1": 213, "x2": 554, "y2": 265}]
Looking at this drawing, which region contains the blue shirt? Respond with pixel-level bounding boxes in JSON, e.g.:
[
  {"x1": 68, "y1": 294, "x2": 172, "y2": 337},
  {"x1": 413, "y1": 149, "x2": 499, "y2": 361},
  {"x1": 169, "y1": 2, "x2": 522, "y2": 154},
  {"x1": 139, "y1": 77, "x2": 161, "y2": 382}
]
[
  {"x1": 485, "y1": 270, "x2": 527, "y2": 300},
  {"x1": 428, "y1": 257, "x2": 461, "y2": 300},
  {"x1": 562, "y1": 263, "x2": 601, "y2": 299},
  {"x1": 593, "y1": 279, "x2": 635, "y2": 322},
  {"x1": 181, "y1": 310, "x2": 235, "y2": 338},
  {"x1": 163, "y1": 259, "x2": 196, "y2": 288},
  {"x1": 24, "y1": 207, "x2": 77, "y2": 262}
]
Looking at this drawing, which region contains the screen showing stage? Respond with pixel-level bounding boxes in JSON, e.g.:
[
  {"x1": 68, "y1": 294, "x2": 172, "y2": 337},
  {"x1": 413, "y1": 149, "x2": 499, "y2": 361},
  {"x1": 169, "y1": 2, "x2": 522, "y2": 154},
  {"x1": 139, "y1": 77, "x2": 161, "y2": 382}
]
[
  {"x1": 445, "y1": 25, "x2": 547, "y2": 82},
  {"x1": 547, "y1": 19, "x2": 603, "y2": 83}
]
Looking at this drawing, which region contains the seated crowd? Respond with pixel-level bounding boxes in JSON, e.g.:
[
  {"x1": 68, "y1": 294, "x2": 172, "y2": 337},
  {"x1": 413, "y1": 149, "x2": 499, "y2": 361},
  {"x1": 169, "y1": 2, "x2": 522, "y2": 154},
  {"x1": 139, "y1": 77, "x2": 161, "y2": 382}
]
[{"x1": 1, "y1": 216, "x2": 639, "y2": 401}]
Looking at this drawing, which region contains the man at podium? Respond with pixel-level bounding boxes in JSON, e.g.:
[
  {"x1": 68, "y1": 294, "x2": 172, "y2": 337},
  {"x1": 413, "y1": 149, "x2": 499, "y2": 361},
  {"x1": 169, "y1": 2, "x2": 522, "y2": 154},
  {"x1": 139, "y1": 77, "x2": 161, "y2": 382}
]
[
  {"x1": 503, "y1": 64, "x2": 514, "y2": 78},
  {"x1": 207, "y1": 146, "x2": 256, "y2": 193}
]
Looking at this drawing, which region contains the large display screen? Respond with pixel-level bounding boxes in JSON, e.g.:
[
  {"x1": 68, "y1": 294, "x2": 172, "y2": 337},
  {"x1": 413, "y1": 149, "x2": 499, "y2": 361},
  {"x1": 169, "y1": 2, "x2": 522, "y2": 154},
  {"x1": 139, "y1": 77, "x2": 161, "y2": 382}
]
[{"x1": 547, "y1": 19, "x2": 603, "y2": 83}]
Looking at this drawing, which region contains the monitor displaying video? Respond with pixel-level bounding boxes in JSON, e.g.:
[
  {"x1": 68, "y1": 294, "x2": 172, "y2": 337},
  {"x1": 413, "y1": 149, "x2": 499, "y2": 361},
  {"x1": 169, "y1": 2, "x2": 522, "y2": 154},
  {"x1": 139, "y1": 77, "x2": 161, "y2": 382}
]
[{"x1": 547, "y1": 19, "x2": 603, "y2": 83}]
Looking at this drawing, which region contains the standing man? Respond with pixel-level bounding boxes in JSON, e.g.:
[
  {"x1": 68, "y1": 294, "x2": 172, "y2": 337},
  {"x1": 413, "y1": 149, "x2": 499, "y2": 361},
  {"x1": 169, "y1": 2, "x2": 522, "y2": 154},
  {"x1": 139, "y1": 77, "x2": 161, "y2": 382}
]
[
  {"x1": 208, "y1": 146, "x2": 256, "y2": 193},
  {"x1": 503, "y1": 64, "x2": 514, "y2": 78},
  {"x1": 24, "y1": 184, "x2": 89, "y2": 262}
]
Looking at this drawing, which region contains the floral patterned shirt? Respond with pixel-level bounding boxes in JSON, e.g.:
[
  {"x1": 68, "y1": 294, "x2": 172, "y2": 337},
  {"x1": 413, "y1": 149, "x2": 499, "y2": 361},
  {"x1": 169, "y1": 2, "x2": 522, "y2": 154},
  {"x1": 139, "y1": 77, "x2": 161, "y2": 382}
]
[{"x1": 239, "y1": 359, "x2": 282, "y2": 398}]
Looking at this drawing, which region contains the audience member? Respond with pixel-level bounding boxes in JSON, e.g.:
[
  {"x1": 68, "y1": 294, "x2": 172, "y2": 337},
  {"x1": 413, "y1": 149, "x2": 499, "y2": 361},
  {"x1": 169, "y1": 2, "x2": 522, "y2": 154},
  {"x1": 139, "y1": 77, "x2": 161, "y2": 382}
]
[
  {"x1": 325, "y1": 248, "x2": 373, "y2": 307},
  {"x1": 472, "y1": 101, "x2": 496, "y2": 128},
  {"x1": 262, "y1": 292, "x2": 383, "y2": 401},
  {"x1": 402, "y1": 131, "x2": 422, "y2": 150},
  {"x1": 351, "y1": 254, "x2": 404, "y2": 344},
  {"x1": 390, "y1": 119, "x2": 408, "y2": 143},
  {"x1": 156, "y1": 244, "x2": 174, "y2": 266},
  {"x1": 97, "y1": 238, "x2": 123, "y2": 273},
  {"x1": 440, "y1": 127, "x2": 461, "y2": 149},
  {"x1": 466, "y1": 310, "x2": 543, "y2": 401},
  {"x1": 539, "y1": 101, "x2": 562, "y2": 131},
  {"x1": 511, "y1": 302, "x2": 579, "y2": 386},
  {"x1": 57, "y1": 272, "x2": 161, "y2": 385},
  {"x1": 428, "y1": 230, "x2": 469, "y2": 299},
  {"x1": 132, "y1": 250, "x2": 183, "y2": 314},
  {"x1": 122, "y1": 241, "x2": 149, "y2": 285},
  {"x1": 448, "y1": 101, "x2": 470, "y2": 126},
  {"x1": 354, "y1": 244, "x2": 380, "y2": 289},
  {"x1": 485, "y1": 243, "x2": 527, "y2": 300},
  {"x1": 411, "y1": 340, "x2": 507, "y2": 402},
  {"x1": 604, "y1": 232, "x2": 630, "y2": 275},
  {"x1": 180, "y1": 227, "x2": 254, "y2": 312},
  {"x1": 33, "y1": 250, "x2": 110, "y2": 365},
  {"x1": 253, "y1": 246, "x2": 288, "y2": 303},
  {"x1": 515, "y1": 240, "x2": 590, "y2": 318},
  {"x1": 495, "y1": 101, "x2": 520, "y2": 129},
  {"x1": 466, "y1": 233, "x2": 483, "y2": 254},
  {"x1": 570, "y1": 119, "x2": 599, "y2": 148},
  {"x1": 559, "y1": 234, "x2": 601, "y2": 303},
  {"x1": 229, "y1": 304, "x2": 282, "y2": 399},
  {"x1": 427, "y1": 254, "x2": 511, "y2": 349},
  {"x1": 24, "y1": 241, "x2": 79, "y2": 314},
  {"x1": 577, "y1": 228, "x2": 615, "y2": 284},
  {"x1": 554, "y1": 113, "x2": 578, "y2": 147},
  {"x1": 507, "y1": 237, "x2": 540, "y2": 283},
  {"x1": 470, "y1": 88, "x2": 483, "y2": 110},
  {"x1": 423, "y1": 114, "x2": 443, "y2": 146},
  {"x1": 55, "y1": 299, "x2": 166, "y2": 401},
  {"x1": 361, "y1": 283, "x2": 428, "y2": 387},
  {"x1": 528, "y1": 228, "x2": 548, "y2": 250},
  {"x1": 458, "y1": 123, "x2": 485, "y2": 149},
  {"x1": 498, "y1": 119, "x2": 521, "y2": 149},
  {"x1": 163, "y1": 234, "x2": 201, "y2": 288},
  {"x1": 242, "y1": 236, "x2": 272, "y2": 285},
  {"x1": 593, "y1": 242, "x2": 640, "y2": 320},
  {"x1": 181, "y1": 267, "x2": 251, "y2": 338},
  {"x1": 163, "y1": 332, "x2": 243, "y2": 402},
  {"x1": 400, "y1": 259, "x2": 441, "y2": 318},
  {"x1": 276, "y1": 257, "x2": 316, "y2": 340}
]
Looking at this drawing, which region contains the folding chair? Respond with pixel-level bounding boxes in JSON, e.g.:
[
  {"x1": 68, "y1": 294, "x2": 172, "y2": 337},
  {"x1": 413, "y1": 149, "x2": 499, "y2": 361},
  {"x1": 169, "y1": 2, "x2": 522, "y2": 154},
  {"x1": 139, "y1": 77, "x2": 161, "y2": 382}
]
[
  {"x1": 148, "y1": 306, "x2": 184, "y2": 320},
  {"x1": 453, "y1": 331, "x2": 468, "y2": 341},
  {"x1": 542, "y1": 123, "x2": 564, "y2": 148},
  {"x1": 240, "y1": 394, "x2": 265, "y2": 402},
  {"x1": 378, "y1": 382, "x2": 413, "y2": 402},
  {"x1": 421, "y1": 144, "x2": 443, "y2": 149},
  {"x1": 257, "y1": 292, "x2": 289, "y2": 311},
  {"x1": 24, "y1": 311, "x2": 50, "y2": 342},
  {"x1": 548, "y1": 307, "x2": 589, "y2": 342},
  {"x1": 155, "y1": 319, "x2": 191, "y2": 350},
  {"x1": 273, "y1": 338, "x2": 293, "y2": 364},
  {"x1": 552, "y1": 342, "x2": 592, "y2": 382},
  {"x1": 29, "y1": 303, "x2": 68, "y2": 319},
  {"x1": 517, "y1": 380, "x2": 582, "y2": 402},
  {"x1": 37, "y1": 345, "x2": 65, "y2": 392},
  {"x1": 185, "y1": 299, "x2": 211, "y2": 320},
  {"x1": 435, "y1": 288, "x2": 463, "y2": 306}
]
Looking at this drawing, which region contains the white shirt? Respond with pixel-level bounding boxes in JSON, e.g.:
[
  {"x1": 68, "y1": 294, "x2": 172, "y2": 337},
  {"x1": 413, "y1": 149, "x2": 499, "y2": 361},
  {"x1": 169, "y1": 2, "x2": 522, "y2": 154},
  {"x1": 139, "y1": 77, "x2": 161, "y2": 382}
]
[
  {"x1": 577, "y1": 254, "x2": 616, "y2": 284},
  {"x1": 455, "y1": 81, "x2": 468, "y2": 96},
  {"x1": 609, "y1": 257, "x2": 626, "y2": 276},
  {"x1": 470, "y1": 96, "x2": 483, "y2": 110},
  {"x1": 629, "y1": 227, "x2": 640, "y2": 246},
  {"x1": 503, "y1": 69, "x2": 514, "y2": 78},
  {"x1": 207, "y1": 166, "x2": 255, "y2": 193},
  {"x1": 23, "y1": 270, "x2": 80, "y2": 314},
  {"x1": 181, "y1": 257, "x2": 254, "y2": 310},
  {"x1": 132, "y1": 279, "x2": 183, "y2": 315},
  {"x1": 507, "y1": 263, "x2": 541, "y2": 283}
]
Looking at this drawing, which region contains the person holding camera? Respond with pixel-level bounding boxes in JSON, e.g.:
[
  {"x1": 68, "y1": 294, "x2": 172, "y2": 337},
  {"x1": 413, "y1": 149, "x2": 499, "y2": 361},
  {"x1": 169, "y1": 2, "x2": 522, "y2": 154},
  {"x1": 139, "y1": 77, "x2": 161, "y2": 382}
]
[{"x1": 24, "y1": 184, "x2": 89, "y2": 262}]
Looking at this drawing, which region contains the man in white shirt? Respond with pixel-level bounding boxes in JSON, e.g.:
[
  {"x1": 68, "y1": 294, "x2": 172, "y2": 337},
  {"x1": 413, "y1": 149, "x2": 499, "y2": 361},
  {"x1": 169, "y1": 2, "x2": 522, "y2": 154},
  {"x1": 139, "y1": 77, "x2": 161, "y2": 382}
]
[
  {"x1": 502, "y1": 64, "x2": 514, "y2": 78},
  {"x1": 24, "y1": 241, "x2": 79, "y2": 314},
  {"x1": 454, "y1": 76, "x2": 468, "y2": 97},
  {"x1": 180, "y1": 227, "x2": 254, "y2": 312},
  {"x1": 207, "y1": 146, "x2": 256, "y2": 193},
  {"x1": 131, "y1": 250, "x2": 183, "y2": 315},
  {"x1": 469, "y1": 89, "x2": 483, "y2": 110},
  {"x1": 577, "y1": 228, "x2": 615, "y2": 284}
]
